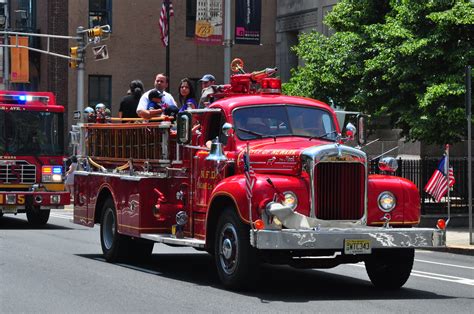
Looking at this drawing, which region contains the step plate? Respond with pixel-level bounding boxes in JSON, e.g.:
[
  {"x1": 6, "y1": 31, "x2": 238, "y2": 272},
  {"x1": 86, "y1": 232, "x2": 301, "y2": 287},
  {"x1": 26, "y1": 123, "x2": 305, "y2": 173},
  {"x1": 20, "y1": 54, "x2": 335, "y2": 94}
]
[{"x1": 140, "y1": 233, "x2": 206, "y2": 248}]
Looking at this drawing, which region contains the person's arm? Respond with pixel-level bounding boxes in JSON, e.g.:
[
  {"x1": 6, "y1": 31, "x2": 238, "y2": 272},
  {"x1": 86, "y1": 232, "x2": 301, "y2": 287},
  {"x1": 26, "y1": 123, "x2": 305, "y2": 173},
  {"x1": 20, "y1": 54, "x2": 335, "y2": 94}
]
[
  {"x1": 118, "y1": 111, "x2": 123, "y2": 118},
  {"x1": 137, "y1": 91, "x2": 167, "y2": 119},
  {"x1": 137, "y1": 109, "x2": 162, "y2": 119}
]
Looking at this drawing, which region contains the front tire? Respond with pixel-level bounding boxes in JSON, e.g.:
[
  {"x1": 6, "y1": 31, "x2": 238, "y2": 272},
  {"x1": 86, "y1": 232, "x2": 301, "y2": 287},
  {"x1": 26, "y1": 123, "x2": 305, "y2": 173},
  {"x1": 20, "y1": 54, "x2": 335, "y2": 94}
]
[
  {"x1": 100, "y1": 198, "x2": 130, "y2": 262},
  {"x1": 26, "y1": 206, "x2": 50, "y2": 226},
  {"x1": 214, "y1": 208, "x2": 259, "y2": 290},
  {"x1": 365, "y1": 248, "x2": 414, "y2": 289}
]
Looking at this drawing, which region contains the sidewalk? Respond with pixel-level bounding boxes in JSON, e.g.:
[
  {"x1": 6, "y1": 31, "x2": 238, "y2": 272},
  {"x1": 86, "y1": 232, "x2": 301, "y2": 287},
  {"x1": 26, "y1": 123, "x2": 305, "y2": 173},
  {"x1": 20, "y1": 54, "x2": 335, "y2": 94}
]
[{"x1": 437, "y1": 228, "x2": 474, "y2": 255}]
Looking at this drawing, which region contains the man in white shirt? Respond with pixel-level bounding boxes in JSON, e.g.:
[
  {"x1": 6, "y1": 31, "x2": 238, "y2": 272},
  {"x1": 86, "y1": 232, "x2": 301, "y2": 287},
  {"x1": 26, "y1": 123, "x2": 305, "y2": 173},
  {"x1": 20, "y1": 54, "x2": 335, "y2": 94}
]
[{"x1": 137, "y1": 73, "x2": 177, "y2": 119}]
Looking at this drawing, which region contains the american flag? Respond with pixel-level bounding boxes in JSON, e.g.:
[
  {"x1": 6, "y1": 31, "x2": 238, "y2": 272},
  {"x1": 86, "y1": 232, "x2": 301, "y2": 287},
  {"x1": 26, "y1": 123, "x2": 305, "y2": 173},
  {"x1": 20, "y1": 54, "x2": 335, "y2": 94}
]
[
  {"x1": 243, "y1": 151, "x2": 256, "y2": 200},
  {"x1": 159, "y1": 0, "x2": 174, "y2": 47},
  {"x1": 424, "y1": 156, "x2": 455, "y2": 202}
]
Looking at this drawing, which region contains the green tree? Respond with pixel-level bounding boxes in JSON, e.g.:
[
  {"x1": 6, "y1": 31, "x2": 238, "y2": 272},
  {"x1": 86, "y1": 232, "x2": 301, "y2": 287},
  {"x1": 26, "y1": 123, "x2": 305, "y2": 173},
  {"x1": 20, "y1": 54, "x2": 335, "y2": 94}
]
[{"x1": 283, "y1": 0, "x2": 473, "y2": 144}]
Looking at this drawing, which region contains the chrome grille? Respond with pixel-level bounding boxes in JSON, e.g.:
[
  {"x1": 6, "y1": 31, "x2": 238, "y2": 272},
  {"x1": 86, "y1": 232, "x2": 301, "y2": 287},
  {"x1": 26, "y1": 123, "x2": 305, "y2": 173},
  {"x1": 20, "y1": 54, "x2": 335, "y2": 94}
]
[
  {"x1": 0, "y1": 161, "x2": 37, "y2": 184},
  {"x1": 315, "y1": 162, "x2": 365, "y2": 220}
]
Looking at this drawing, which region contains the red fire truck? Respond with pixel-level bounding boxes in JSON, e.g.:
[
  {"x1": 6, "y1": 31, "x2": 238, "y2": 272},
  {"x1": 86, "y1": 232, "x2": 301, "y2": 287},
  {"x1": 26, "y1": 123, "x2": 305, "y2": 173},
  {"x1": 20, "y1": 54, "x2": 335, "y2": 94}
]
[
  {"x1": 0, "y1": 91, "x2": 70, "y2": 225},
  {"x1": 72, "y1": 60, "x2": 445, "y2": 290}
]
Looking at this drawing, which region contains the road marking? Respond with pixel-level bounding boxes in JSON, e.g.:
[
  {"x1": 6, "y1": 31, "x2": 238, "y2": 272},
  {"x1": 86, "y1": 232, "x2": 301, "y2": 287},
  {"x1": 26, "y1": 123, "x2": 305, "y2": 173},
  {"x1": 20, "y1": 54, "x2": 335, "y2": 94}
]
[
  {"x1": 411, "y1": 270, "x2": 474, "y2": 285},
  {"x1": 351, "y1": 263, "x2": 474, "y2": 286},
  {"x1": 415, "y1": 259, "x2": 474, "y2": 270},
  {"x1": 50, "y1": 213, "x2": 73, "y2": 220}
]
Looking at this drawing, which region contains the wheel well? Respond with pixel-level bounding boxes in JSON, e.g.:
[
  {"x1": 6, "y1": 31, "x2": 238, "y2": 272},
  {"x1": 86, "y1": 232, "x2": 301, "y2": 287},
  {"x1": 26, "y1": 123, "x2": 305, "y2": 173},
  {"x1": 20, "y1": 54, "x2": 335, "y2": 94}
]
[
  {"x1": 206, "y1": 195, "x2": 238, "y2": 253},
  {"x1": 94, "y1": 188, "x2": 113, "y2": 224}
]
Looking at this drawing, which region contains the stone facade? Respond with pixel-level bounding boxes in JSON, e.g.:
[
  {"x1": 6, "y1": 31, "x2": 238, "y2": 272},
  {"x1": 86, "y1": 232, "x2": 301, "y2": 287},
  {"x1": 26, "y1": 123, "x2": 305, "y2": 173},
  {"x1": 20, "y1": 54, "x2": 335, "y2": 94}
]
[{"x1": 276, "y1": 0, "x2": 338, "y2": 83}]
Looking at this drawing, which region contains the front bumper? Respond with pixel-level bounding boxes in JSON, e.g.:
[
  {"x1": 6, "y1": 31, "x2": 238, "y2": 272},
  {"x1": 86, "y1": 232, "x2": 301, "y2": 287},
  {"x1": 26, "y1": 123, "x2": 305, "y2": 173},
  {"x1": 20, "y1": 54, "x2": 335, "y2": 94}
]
[
  {"x1": 0, "y1": 191, "x2": 70, "y2": 213},
  {"x1": 253, "y1": 227, "x2": 446, "y2": 250}
]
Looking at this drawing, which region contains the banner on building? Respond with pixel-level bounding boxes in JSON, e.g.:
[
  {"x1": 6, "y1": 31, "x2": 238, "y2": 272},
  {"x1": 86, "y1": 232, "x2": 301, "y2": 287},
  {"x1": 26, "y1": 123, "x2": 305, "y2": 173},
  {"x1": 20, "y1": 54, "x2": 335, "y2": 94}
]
[
  {"x1": 10, "y1": 36, "x2": 29, "y2": 83},
  {"x1": 0, "y1": 38, "x2": 4, "y2": 89},
  {"x1": 195, "y1": 0, "x2": 223, "y2": 45},
  {"x1": 234, "y1": 0, "x2": 261, "y2": 45}
]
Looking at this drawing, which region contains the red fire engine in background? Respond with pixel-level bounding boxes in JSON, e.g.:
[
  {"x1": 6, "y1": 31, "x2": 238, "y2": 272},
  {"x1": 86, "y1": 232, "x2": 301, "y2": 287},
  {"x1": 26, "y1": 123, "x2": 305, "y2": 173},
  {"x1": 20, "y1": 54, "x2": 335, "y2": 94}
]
[
  {"x1": 72, "y1": 59, "x2": 445, "y2": 290},
  {"x1": 0, "y1": 91, "x2": 70, "y2": 225}
]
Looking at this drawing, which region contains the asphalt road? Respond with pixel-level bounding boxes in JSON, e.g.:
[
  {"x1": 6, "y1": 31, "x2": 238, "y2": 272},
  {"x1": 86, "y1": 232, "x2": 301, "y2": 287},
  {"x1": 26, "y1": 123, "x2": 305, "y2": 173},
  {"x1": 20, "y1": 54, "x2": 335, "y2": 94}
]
[{"x1": 1, "y1": 209, "x2": 473, "y2": 313}]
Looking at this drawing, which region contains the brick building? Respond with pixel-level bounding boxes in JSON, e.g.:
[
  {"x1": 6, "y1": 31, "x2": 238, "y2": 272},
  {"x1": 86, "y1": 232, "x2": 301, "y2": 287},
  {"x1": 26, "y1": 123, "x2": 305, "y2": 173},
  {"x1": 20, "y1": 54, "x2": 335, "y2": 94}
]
[{"x1": 1, "y1": 0, "x2": 277, "y2": 142}]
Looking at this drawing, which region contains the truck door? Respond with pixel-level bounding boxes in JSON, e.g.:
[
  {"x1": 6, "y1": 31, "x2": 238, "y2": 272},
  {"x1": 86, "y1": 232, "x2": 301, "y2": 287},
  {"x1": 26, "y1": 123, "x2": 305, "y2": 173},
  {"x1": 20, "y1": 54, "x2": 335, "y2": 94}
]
[{"x1": 191, "y1": 111, "x2": 228, "y2": 223}]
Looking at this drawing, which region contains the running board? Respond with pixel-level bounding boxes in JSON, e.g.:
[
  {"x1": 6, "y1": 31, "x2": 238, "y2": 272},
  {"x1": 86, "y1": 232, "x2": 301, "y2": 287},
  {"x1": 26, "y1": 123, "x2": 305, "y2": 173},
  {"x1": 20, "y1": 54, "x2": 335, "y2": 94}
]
[{"x1": 140, "y1": 233, "x2": 206, "y2": 248}]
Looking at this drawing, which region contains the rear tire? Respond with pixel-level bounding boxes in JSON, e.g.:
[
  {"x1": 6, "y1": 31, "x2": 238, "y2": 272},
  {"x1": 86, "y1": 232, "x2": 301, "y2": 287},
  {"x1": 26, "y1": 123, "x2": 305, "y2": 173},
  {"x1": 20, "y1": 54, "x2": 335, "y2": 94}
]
[
  {"x1": 214, "y1": 208, "x2": 259, "y2": 290},
  {"x1": 365, "y1": 248, "x2": 414, "y2": 289},
  {"x1": 26, "y1": 206, "x2": 50, "y2": 226},
  {"x1": 100, "y1": 198, "x2": 130, "y2": 262}
]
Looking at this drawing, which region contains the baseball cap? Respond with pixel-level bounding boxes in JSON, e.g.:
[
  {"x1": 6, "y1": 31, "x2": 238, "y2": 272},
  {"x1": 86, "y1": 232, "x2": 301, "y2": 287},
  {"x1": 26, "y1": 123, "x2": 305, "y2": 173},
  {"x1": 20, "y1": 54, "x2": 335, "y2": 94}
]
[
  {"x1": 149, "y1": 89, "x2": 164, "y2": 101},
  {"x1": 199, "y1": 74, "x2": 216, "y2": 82}
]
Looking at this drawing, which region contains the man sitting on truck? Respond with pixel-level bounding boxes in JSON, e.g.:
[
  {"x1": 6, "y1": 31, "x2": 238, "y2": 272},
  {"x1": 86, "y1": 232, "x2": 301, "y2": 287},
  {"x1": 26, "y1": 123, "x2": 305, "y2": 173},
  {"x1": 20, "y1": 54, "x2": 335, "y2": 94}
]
[{"x1": 137, "y1": 73, "x2": 177, "y2": 119}]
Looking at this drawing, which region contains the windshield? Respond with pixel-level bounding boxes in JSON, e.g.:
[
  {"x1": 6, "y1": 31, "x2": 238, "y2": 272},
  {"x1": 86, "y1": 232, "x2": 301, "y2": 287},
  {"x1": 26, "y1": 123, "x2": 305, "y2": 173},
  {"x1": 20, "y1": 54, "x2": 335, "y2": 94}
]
[
  {"x1": 233, "y1": 105, "x2": 337, "y2": 141},
  {"x1": 0, "y1": 110, "x2": 64, "y2": 156}
]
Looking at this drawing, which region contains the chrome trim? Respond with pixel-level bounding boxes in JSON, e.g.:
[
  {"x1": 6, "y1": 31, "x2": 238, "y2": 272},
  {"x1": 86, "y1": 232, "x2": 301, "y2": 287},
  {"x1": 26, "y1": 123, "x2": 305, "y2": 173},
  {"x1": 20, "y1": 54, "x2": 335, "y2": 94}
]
[
  {"x1": 254, "y1": 227, "x2": 446, "y2": 250},
  {"x1": 140, "y1": 233, "x2": 205, "y2": 248},
  {"x1": 302, "y1": 143, "x2": 367, "y2": 220}
]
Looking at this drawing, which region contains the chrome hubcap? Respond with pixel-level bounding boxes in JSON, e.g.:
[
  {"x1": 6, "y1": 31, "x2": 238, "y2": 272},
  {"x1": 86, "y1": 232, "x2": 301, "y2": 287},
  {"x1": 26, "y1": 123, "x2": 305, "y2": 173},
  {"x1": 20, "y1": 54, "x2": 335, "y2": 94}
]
[{"x1": 218, "y1": 223, "x2": 238, "y2": 275}]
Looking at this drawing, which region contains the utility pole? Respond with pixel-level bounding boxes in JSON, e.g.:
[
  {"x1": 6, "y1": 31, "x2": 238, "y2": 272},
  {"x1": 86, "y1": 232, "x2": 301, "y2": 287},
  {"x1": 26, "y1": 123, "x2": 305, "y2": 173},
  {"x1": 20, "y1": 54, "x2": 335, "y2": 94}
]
[
  {"x1": 3, "y1": 0, "x2": 9, "y2": 89},
  {"x1": 76, "y1": 26, "x2": 85, "y2": 115},
  {"x1": 466, "y1": 65, "x2": 472, "y2": 244},
  {"x1": 223, "y1": 0, "x2": 232, "y2": 83}
]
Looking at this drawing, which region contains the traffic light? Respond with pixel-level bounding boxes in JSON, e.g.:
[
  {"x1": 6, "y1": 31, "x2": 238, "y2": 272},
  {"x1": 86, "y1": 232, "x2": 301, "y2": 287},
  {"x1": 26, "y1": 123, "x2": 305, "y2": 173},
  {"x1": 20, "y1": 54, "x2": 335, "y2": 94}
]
[
  {"x1": 87, "y1": 27, "x2": 103, "y2": 38},
  {"x1": 69, "y1": 46, "x2": 79, "y2": 68}
]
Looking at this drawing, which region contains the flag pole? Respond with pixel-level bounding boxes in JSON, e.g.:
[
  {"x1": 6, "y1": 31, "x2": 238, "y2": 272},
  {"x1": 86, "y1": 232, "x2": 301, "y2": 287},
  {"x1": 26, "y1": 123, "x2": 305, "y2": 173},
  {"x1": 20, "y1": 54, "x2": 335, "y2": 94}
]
[
  {"x1": 246, "y1": 142, "x2": 255, "y2": 244},
  {"x1": 446, "y1": 144, "x2": 451, "y2": 227},
  {"x1": 165, "y1": 0, "x2": 170, "y2": 90}
]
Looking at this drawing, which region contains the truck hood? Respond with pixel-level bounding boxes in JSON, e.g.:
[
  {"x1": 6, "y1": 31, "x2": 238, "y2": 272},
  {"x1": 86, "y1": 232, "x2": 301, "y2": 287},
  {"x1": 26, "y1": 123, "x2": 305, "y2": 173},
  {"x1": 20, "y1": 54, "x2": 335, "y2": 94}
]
[
  {"x1": 240, "y1": 137, "x2": 367, "y2": 176},
  {"x1": 240, "y1": 137, "x2": 329, "y2": 175}
]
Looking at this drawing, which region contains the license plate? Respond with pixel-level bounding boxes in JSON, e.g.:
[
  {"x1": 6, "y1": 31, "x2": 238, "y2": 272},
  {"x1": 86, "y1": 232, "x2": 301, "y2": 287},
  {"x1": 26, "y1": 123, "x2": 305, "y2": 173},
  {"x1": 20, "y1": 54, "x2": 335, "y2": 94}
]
[
  {"x1": 1, "y1": 205, "x2": 17, "y2": 214},
  {"x1": 344, "y1": 239, "x2": 371, "y2": 255}
]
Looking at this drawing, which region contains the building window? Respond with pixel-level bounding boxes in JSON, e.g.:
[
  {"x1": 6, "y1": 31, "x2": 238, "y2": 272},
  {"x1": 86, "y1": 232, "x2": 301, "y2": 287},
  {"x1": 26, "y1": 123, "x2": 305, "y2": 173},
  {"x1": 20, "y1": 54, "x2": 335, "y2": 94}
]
[
  {"x1": 88, "y1": 75, "x2": 112, "y2": 109},
  {"x1": 89, "y1": 0, "x2": 112, "y2": 29},
  {"x1": 186, "y1": 0, "x2": 196, "y2": 37}
]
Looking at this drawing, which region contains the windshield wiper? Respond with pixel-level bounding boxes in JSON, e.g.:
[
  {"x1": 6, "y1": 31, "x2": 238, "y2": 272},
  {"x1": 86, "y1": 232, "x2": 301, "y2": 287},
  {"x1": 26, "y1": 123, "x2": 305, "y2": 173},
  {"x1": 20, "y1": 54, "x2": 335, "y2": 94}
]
[
  {"x1": 237, "y1": 127, "x2": 263, "y2": 139},
  {"x1": 309, "y1": 130, "x2": 338, "y2": 141}
]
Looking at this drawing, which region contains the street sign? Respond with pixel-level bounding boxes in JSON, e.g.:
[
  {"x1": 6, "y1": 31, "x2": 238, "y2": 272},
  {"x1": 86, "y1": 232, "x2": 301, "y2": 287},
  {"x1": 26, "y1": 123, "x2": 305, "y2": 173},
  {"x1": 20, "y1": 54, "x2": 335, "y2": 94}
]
[
  {"x1": 73, "y1": 110, "x2": 81, "y2": 120},
  {"x1": 92, "y1": 45, "x2": 109, "y2": 61}
]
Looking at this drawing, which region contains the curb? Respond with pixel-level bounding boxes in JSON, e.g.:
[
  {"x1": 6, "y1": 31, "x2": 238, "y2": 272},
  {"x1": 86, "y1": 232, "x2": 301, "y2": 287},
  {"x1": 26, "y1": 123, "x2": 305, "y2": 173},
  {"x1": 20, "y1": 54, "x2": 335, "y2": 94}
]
[{"x1": 418, "y1": 246, "x2": 474, "y2": 256}]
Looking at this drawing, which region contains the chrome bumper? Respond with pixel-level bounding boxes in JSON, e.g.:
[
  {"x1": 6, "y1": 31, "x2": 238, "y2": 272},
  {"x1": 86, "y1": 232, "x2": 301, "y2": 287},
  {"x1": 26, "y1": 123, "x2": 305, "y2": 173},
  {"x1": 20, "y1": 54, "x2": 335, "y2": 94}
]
[{"x1": 253, "y1": 227, "x2": 446, "y2": 250}]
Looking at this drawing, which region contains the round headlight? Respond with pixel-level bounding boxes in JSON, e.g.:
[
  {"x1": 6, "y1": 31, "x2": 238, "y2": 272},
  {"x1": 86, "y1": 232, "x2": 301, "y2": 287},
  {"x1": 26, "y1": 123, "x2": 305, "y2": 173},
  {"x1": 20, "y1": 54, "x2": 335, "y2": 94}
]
[
  {"x1": 378, "y1": 191, "x2": 396, "y2": 212},
  {"x1": 282, "y1": 192, "x2": 298, "y2": 211}
]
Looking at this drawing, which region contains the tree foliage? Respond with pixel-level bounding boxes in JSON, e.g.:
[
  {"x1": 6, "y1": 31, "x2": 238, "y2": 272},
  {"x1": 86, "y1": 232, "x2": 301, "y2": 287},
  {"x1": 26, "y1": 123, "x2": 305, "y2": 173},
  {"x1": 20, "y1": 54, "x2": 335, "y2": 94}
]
[{"x1": 283, "y1": 0, "x2": 474, "y2": 144}]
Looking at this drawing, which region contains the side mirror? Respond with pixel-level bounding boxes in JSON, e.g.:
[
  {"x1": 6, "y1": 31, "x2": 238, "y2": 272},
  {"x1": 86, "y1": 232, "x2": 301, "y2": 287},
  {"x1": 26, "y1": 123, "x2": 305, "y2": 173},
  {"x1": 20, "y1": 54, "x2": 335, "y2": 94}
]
[
  {"x1": 177, "y1": 112, "x2": 192, "y2": 144},
  {"x1": 345, "y1": 122, "x2": 356, "y2": 141},
  {"x1": 357, "y1": 114, "x2": 367, "y2": 145},
  {"x1": 222, "y1": 123, "x2": 233, "y2": 137}
]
